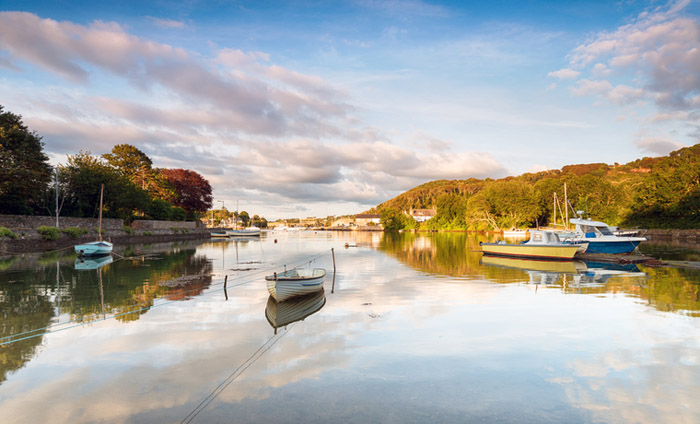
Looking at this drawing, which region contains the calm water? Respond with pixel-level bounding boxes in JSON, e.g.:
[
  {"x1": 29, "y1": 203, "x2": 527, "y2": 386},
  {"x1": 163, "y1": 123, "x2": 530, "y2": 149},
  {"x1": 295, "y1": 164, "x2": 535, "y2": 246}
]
[{"x1": 1, "y1": 231, "x2": 700, "y2": 423}]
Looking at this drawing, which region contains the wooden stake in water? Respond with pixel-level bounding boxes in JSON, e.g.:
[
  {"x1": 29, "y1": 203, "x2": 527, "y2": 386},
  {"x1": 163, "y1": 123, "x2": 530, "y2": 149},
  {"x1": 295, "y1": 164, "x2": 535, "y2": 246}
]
[
  {"x1": 331, "y1": 248, "x2": 336, "y2": 273},
  {"x1": 224, "y1": 275, "x2": 228, "y2": 300}
]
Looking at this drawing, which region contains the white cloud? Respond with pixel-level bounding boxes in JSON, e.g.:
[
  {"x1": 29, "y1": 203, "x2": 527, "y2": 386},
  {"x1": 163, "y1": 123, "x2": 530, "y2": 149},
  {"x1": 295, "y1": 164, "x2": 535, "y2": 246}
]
[
  {"x1": 566, "y1": 2, "x2": 700, "y2": 111},
  {"x1": 547, "y1": 68, "x2": 580, "y2": 79}
]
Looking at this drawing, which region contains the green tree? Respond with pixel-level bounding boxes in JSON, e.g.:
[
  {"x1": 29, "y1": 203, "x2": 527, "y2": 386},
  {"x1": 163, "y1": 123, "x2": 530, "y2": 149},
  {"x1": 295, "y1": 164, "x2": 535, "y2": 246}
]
[
  {"x1": 238, "y1": 211, "x2": 250, "y2": 227},
  {"x1": 0, "y1": 106, "x2": 52, "y2": 214},
  {"x1": 61, "y1": 151, "x2": 149, "y2": 219},
  {"x1": 102, "y1": 144, "x2": 176, "y2": 202},
  {"x1": 426, "y1": 193, "x2": 468, "y2": 230}
]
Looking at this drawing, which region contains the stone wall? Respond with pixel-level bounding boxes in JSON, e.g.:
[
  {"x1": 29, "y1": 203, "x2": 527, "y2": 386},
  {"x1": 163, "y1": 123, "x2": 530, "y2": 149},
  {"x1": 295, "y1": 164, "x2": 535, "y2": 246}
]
[
  {"x1": 131, "y1": 220, "x2": 200, "y2": 230},
  {"x1": 0, "y1": 214, "x2": 123, "y2": 231},
  {"x1": 645, "y1": 229, "x2": 700, "y2": 245}
]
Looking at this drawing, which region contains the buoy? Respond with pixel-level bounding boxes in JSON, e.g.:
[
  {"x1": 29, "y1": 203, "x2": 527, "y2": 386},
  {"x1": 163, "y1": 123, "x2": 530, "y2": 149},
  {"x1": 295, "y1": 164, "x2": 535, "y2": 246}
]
[
  {"x1": 274, "y1": 239, "x2": 278, "y2": 243},
  {"x1": 345, "y1": 242, "x2": 349, "y2": 248}
]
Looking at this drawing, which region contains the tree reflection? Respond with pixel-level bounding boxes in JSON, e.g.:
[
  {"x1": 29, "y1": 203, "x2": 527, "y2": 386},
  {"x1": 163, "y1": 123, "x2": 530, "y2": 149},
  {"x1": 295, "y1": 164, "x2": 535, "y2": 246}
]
[
  {"x1": 379, "y1": 232, "x2": 700, "y2": 316},
  {"x1": 0, "y1": 243, "x2": 213, "y2": 385}
]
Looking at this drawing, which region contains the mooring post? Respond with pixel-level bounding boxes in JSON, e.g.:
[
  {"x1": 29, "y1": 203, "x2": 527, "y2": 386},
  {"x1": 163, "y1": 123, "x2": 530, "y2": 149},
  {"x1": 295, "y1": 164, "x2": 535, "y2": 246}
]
[
  {"x1": 224, "y1": 275, "x2": 228, "y2": 300},
  {"x1": 331, "y1": 248, "x2": 336, "y2": 273}
]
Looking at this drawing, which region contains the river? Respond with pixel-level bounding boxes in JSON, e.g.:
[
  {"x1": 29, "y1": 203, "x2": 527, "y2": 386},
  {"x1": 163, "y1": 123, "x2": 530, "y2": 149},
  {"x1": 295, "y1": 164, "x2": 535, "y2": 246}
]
[{"x1": 1, "y1": 231, "x2": 699, "y2": 423}]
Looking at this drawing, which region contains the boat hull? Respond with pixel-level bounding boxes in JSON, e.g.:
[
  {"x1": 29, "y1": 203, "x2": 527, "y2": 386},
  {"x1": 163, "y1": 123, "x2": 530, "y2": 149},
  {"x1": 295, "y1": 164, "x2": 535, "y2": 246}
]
[
  {"x1": 74, "y1": 241, "x2": 113, "y2": 257},
  {"x1": 580, "y1": 240, "x2": 642, "y2": 254},
  {"x1": 481, "y1": 243, "x2": 579, "y2": 260},
  {"x1": 265, "y1": 269, "x2": 326, "y2": 301},
  {"x1": 228, "y1": 228, "x2": 261, "y2": 237}
]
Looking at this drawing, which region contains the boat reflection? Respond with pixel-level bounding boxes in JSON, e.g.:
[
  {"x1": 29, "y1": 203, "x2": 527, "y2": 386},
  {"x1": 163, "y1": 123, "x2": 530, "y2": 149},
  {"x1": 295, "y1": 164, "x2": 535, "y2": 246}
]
[
  {"x1": 265, "y1": 289, "x2": 326, "y2": 333},
  {"x1": 481, "y1": 255, "x2": 646, "y2": 286},
  {"x1": 75, "y1": 255, "x2": 113, "y2": 270}
]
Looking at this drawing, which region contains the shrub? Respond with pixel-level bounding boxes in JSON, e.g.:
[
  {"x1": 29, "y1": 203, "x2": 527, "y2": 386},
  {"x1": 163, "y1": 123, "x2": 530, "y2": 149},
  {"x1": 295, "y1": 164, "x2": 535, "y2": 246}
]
[
  {"x1": 122, "y1": 226, "x2": 135, "y2": 235},
  {"x1": 170, "y1": 207, "x2": 186, "y2": 221},
  {"x1": 143, "y1": 230, "x2": 153, "y2": 236},
  {"x1": 0, "y1": 227, "x2": 17, "y2": 239},
  {"x1": 61, "y1": 227, "x2": 90, "y2": 239},
  {"x1": 37, "y1": 226, "x2": 60, "y2": 241}
]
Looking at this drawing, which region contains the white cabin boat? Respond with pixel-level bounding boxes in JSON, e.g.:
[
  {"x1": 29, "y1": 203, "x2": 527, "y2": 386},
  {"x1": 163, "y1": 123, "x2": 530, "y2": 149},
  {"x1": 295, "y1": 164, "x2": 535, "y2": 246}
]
[
  {"x1": 265, "y1": 268, "x2": 326, "y2": 301},
  {"x1": 568, "y1": 217, "x2": 646, "y2": 254}
]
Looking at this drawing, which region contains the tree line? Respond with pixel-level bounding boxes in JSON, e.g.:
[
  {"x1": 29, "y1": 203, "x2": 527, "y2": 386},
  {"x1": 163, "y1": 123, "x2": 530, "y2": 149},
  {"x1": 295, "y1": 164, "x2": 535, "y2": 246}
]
[
  {"x1": 376, "y1": 144, "x2": 700, "y2": 230},
  {"x1": 0, "y1": 105, "x2": 213, "y2": 222}
]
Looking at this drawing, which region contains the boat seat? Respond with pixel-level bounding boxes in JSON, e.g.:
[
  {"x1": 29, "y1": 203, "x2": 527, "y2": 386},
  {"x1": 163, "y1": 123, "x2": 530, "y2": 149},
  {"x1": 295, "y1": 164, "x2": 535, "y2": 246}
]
[{"x1": 585, "y1": 232, "x2": 596, "y2": 238}]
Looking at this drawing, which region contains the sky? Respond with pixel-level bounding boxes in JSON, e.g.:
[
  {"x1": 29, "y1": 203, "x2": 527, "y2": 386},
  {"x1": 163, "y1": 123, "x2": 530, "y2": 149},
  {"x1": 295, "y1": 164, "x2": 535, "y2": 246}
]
[{"x1": 1, "y1": 0, "x2": 699, "y2": 220}]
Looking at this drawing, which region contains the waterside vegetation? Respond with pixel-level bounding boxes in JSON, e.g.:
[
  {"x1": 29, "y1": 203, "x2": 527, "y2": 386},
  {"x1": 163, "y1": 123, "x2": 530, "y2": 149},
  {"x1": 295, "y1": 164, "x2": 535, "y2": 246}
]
[
  {"x1": 373, "y1": 144, "x2": 700, "y2": 231},
  {"x1": 0, "y1": 105, "x2": 213, "y2": 223}
]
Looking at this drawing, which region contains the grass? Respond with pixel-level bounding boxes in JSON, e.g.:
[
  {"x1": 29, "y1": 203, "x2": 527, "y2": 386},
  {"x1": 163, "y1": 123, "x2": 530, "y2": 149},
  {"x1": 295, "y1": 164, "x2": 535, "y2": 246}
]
[{"x1": 0, "y1": 227, "x2": 17, "y2": 239}]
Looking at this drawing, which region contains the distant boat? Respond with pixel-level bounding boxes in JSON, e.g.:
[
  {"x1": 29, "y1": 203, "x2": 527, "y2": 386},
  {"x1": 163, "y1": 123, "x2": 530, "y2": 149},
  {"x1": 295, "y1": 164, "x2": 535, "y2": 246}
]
[
  {"x1": 480, "y1": 229, "x2": 584, "y2": 260},
  {"x1": 265, "y1": 289, "x2": 326, "y2": 330},
  {"x1": 568, "y1": 217, "x2": 646, "y2": 254},
  {"x1": 75, "y1": 184, "x2": 113, "y2": 257},
  {"x1": 227, "y1": 227, "x2": 261, "y2": 237},
  {"x1": 211, "y1": 231, "x2": 229, "y2": 238},
  {"x1": 503, "y1": 228, "x2": 528, "y2": 238},
  {"x1": 265, "y1": 268, "x2": 326, "y2": 301}
]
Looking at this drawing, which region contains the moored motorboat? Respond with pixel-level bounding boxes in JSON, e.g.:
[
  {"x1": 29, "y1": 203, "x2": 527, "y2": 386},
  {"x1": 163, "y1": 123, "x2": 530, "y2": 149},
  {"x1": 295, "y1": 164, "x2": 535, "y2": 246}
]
[
  {"x1": 568, "y1": 217, "x2": 646, "y2": 254},
  {"x1": 480, "y1": 230, "x2": 584, "y2": 260},
  {"x1": 265, "y1": 268, "x2": 326, "y2": 301}
]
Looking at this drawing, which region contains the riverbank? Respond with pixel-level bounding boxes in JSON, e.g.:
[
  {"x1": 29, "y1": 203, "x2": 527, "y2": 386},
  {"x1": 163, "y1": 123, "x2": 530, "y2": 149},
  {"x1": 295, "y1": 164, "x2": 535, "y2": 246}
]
[{"x1": 0, "y1": 215, "x2": 210, "y2": 256}]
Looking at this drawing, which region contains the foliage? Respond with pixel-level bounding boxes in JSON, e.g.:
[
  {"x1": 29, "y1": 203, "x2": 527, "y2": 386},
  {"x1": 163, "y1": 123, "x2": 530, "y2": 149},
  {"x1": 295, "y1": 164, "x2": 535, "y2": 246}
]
[
  {"x1": 425, "y1": 193, "x2": 468, "y2": 230},
  {"x1": 170, "y1": 206, "x2": 186, "y2": 221},
  {"x1": 0, "y1": 227, "x2": 17, "y2": 239},
  {"x1": 160, "y1": 168, "x2": 213, "y2": 214},
  {"x1": 37, "y1": 226, "x2": 59, "y2": 241},
  {"x1": 60, "y1": 151, "x2": 150, "y2": 220},
  {"x1": 0, "y1": 105, "x2": 53, "y2": 214},
  {"x1": 102, "y1": 144, "x2": 176, "y2": 202},
  {"x1": 238, "y1": 211, "x2": 250, "y2": 227},
  {"x1": 122, "y1": 226, "x2": 135, "y2": 235},
  {"x1": 374, "y1": 143, "x2": 700, "y2": 230},
  {"x1": 60, "y1": 227, "x2": 90, "y2": 239},
  {"x1": 379, "y1": 207, "x2": 417, "y2": 230}
]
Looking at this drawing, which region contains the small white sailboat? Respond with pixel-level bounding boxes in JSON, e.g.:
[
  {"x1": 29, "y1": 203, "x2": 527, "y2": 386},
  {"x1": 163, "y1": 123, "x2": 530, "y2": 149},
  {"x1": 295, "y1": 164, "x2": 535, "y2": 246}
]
[
  {"x1": 75, "y1": 184, "x2": 113, "y2": 257},
  {"x1": 265, "y1": 268, "x2": 326, "y2": 301}
]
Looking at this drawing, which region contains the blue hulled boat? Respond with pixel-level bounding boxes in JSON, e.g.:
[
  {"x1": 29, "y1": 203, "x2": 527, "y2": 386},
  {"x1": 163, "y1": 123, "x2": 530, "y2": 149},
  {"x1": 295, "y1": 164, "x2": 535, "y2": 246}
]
[{"x1": 568, "y1": 217, "x2": 645, "y2": 254}]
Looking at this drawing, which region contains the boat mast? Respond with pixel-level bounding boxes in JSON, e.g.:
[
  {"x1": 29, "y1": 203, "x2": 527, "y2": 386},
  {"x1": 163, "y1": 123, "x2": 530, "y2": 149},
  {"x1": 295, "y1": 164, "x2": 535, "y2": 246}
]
[
  {"x1": 553, "y1": 192, "x2": 557, "y2": 228},
  {"x1": 98, "y1": 184, "x2": 104, "y2": 242},
  {"x1": 564, "y1": 183, "x2": 569, "y2": 230}
]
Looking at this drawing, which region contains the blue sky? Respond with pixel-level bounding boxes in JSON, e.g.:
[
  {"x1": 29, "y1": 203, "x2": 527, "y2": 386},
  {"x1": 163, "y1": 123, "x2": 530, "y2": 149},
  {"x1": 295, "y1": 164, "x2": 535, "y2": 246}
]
[{"x1": 1, "y1": 1, "x2": 699, "y2": 219}]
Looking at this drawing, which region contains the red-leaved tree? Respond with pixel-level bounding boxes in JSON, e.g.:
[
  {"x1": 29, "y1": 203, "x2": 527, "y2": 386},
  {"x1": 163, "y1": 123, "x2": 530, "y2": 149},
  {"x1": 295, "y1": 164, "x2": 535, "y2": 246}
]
[{"x1": 160, "y1": 168, "x2": 213, "y2": 214}]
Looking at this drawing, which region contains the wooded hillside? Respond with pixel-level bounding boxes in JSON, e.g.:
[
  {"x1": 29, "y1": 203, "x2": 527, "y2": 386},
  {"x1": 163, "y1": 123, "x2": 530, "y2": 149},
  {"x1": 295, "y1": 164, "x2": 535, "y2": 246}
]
[{"x1": 371, "y1": 144, "x2": 700, "y2": 230}]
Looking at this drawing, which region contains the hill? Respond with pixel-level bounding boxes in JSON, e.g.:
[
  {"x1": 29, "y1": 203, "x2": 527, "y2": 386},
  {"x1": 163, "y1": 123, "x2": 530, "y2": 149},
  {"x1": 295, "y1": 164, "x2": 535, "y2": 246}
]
[{"x1": 370, "y1": 144, "x2": 700, "y2": 230}]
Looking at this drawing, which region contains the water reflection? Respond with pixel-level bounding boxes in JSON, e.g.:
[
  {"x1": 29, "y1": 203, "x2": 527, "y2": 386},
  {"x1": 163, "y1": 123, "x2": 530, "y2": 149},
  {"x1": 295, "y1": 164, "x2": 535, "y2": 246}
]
[
  {"x1": 265, "y1": 289, "x2": 327, "y2": 332},
  {"x1": 0, "y1": 242, "x2": 213, "y2": 383},
  {"x1": 75, "y1": 255, "x2": 113, "y2": 270},
  {"x1": 379, "y1": 231, "x2": 700, "y2": 316}
]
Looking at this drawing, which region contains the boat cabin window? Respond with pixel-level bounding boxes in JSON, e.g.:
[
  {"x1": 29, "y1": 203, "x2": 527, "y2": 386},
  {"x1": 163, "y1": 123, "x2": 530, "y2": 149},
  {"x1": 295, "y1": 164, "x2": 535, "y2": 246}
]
[
  {"x1": 545, "y1": 232, "x2": 560, "y2": 243},
  {"x1": 532, "y1": 233, "x2": 543, "y2": 242},
  {"x1": 597, "y1": 226, "x2": 614, "y2": 236}
]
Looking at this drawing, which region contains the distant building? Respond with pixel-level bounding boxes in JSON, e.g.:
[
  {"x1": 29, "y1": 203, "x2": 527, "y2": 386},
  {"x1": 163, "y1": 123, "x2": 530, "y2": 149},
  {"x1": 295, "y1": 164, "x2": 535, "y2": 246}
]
[
  {"x1": 355, "y1": 214, "x2": 381, "y2": 226},
  {"x1": 409, "y1": 208, "x2": 437, "y2": 222},
  {"x1": 330, "y1": 216, "x2": 355, "y2": 227}
]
